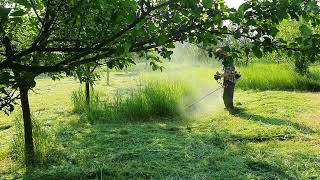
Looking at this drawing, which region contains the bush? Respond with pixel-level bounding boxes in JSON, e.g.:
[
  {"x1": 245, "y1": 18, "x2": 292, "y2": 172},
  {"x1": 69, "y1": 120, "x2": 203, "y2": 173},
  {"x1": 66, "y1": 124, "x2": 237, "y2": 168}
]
[
  {"x1": 237, "y1": 63, "x2": 320, "y2": 91},
  {"x1": 72, "y1": 80, "x2": 194, "y2": 123}
]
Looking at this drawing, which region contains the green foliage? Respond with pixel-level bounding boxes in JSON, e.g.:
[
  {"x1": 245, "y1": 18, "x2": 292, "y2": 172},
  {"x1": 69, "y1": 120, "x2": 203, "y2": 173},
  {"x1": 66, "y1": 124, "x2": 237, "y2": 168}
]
[
  {"x1": 72, "y1": 80, "x2": 193, "y2": 123},
  {"x1": 68, "y1": 63, "x2": 101, "y2": 87},
  {"x1": 294, "y1": 57, "x2": 310, "y2": 74},
  {"x1": 277, "y1": 19, "x2": 320, "y2": 74},
  {"x1": 236, "y1": 52, "x2": 292, "y2": 65},
  {"x1": 278, "y1": 19, "x2": 301, "y2": 42},
  {"x1": 0, "y1": 7, "x2": 10, "y2": 17},
  {"x1": 252, "y1": 46, "x2": 263, "y2": 59},
  {"x1": 237, "y1": 63, "x2": 320, "y2": 91}
]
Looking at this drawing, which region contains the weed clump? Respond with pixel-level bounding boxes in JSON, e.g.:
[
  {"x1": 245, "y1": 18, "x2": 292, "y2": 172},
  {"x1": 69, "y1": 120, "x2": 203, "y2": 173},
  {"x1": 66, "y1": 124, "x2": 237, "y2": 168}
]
[{"x1": 72, "y1": 80, "x2": 193, "y2": 123}]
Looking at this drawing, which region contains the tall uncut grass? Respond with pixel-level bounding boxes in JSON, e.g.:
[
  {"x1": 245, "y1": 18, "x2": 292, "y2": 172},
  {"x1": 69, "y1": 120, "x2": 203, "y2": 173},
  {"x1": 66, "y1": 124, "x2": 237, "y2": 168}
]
[
  {"x1": 72, "y1": 80, "x2": 194, "y2": 123},
  {"x1": 9, "y1": 114, "x2": 54, "y2": 166},
  {"x1": 237, "y1": 63, "x2": 320, "y2": 91}
]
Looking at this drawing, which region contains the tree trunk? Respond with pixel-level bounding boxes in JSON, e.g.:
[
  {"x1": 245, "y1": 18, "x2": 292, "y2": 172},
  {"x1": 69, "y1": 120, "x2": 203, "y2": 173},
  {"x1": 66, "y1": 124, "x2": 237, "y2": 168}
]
[
  {"x1": 19, "y1": 87, "x2": 35, "y2": 167},
  {"x1": 223, "y1": 80, "x2": 235, "y2": 111},
  {"x1": 85, "y1": 81, "x2": 90, "y2": 105},
  {"x1": 107, "y1": 67, "x2": 110, "y2": 86},
  {"x1": 245, "y1": 53, "x2": 249, "y2": 66}
]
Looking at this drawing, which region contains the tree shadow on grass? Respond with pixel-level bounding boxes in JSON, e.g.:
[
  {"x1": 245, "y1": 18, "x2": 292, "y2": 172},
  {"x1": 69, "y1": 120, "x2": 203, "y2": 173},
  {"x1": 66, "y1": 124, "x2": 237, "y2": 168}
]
[
  {"x1": 246, "y1": 160, "x2": 294, "y2": 179},
  {"x1": 234, "y1": 108, "x2": 319, "y2": 135}
]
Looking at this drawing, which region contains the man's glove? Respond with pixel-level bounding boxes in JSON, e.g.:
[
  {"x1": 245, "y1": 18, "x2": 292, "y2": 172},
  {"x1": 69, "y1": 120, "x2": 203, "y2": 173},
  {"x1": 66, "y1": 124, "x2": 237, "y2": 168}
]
[
  {"x1": 235, "y1": 71, "x2": 241, "y2": 80},
  {"x1": 214, "y1": 71, "x2": 222, "y2": 80}
]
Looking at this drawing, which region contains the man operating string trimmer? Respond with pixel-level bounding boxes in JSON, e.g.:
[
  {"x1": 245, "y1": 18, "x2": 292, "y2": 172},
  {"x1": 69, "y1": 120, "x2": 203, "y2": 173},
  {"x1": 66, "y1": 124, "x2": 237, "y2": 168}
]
[
  {"x1": 185, "y1": 47, "x2": 242, "y2": 112},
  {"x1": 214, "y1": 47, "x2": 242, "y2": 112}
]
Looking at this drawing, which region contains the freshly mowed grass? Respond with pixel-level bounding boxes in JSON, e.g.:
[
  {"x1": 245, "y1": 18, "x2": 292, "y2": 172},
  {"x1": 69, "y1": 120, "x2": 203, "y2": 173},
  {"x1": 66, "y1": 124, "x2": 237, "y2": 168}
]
[
  {"x1": 237, "y1": 63, "x2": 320, "y2": 91},
  {"x1": 0, "y1": 63, "x2": 319, "y2": 179},
  {"x1": 4, "y1": 90, "x2": 319, "y2": 179}
]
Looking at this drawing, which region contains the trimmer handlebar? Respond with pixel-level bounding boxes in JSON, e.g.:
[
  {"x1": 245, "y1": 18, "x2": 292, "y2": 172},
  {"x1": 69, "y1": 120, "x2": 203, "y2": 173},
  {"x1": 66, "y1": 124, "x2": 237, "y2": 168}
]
[{"x1": 213, "y1": 71, "x2": 242, "y2": 81}]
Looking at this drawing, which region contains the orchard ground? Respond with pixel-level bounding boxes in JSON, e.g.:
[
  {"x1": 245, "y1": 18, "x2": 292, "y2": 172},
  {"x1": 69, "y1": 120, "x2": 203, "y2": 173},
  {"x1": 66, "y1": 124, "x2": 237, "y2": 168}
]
[{"x1": 0, "y1": 60, "x2": 319, "y2": 179}]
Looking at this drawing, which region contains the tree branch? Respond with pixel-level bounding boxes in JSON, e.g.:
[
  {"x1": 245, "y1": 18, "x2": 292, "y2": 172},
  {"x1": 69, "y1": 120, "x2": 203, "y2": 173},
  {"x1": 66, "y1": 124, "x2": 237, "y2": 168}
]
[
  {"x1": 47, "y1": 38, "x2": 83, "y2": 43},
  {"x1": 58, "y1": 0, "x2": 173, "y2": 64},
  {"x1": 90, "y1": 62, "x2": 99, "y2": 73},
  {"x1": 9, "y1": 0, "x2": 65, "y2": 62},
  {"x1": 1, "y1": 34, "x2": 14, "y2": 57},
  {"x1": 4, "y1": 0, "x2": 172, "y2": 69},
  {"x1": 39, "y1": 47, "x2": 110, "y2": 53},
  {"x1": 28, "y1": 0, "x2": 44, "y2": 27}
]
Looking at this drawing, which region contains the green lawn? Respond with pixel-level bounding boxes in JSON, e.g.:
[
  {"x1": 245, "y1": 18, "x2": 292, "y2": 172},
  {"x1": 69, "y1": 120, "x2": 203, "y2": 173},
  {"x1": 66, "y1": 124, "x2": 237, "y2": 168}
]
[{"x1": 0, "y1": 63, "x2": 319, "y2": 179}]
